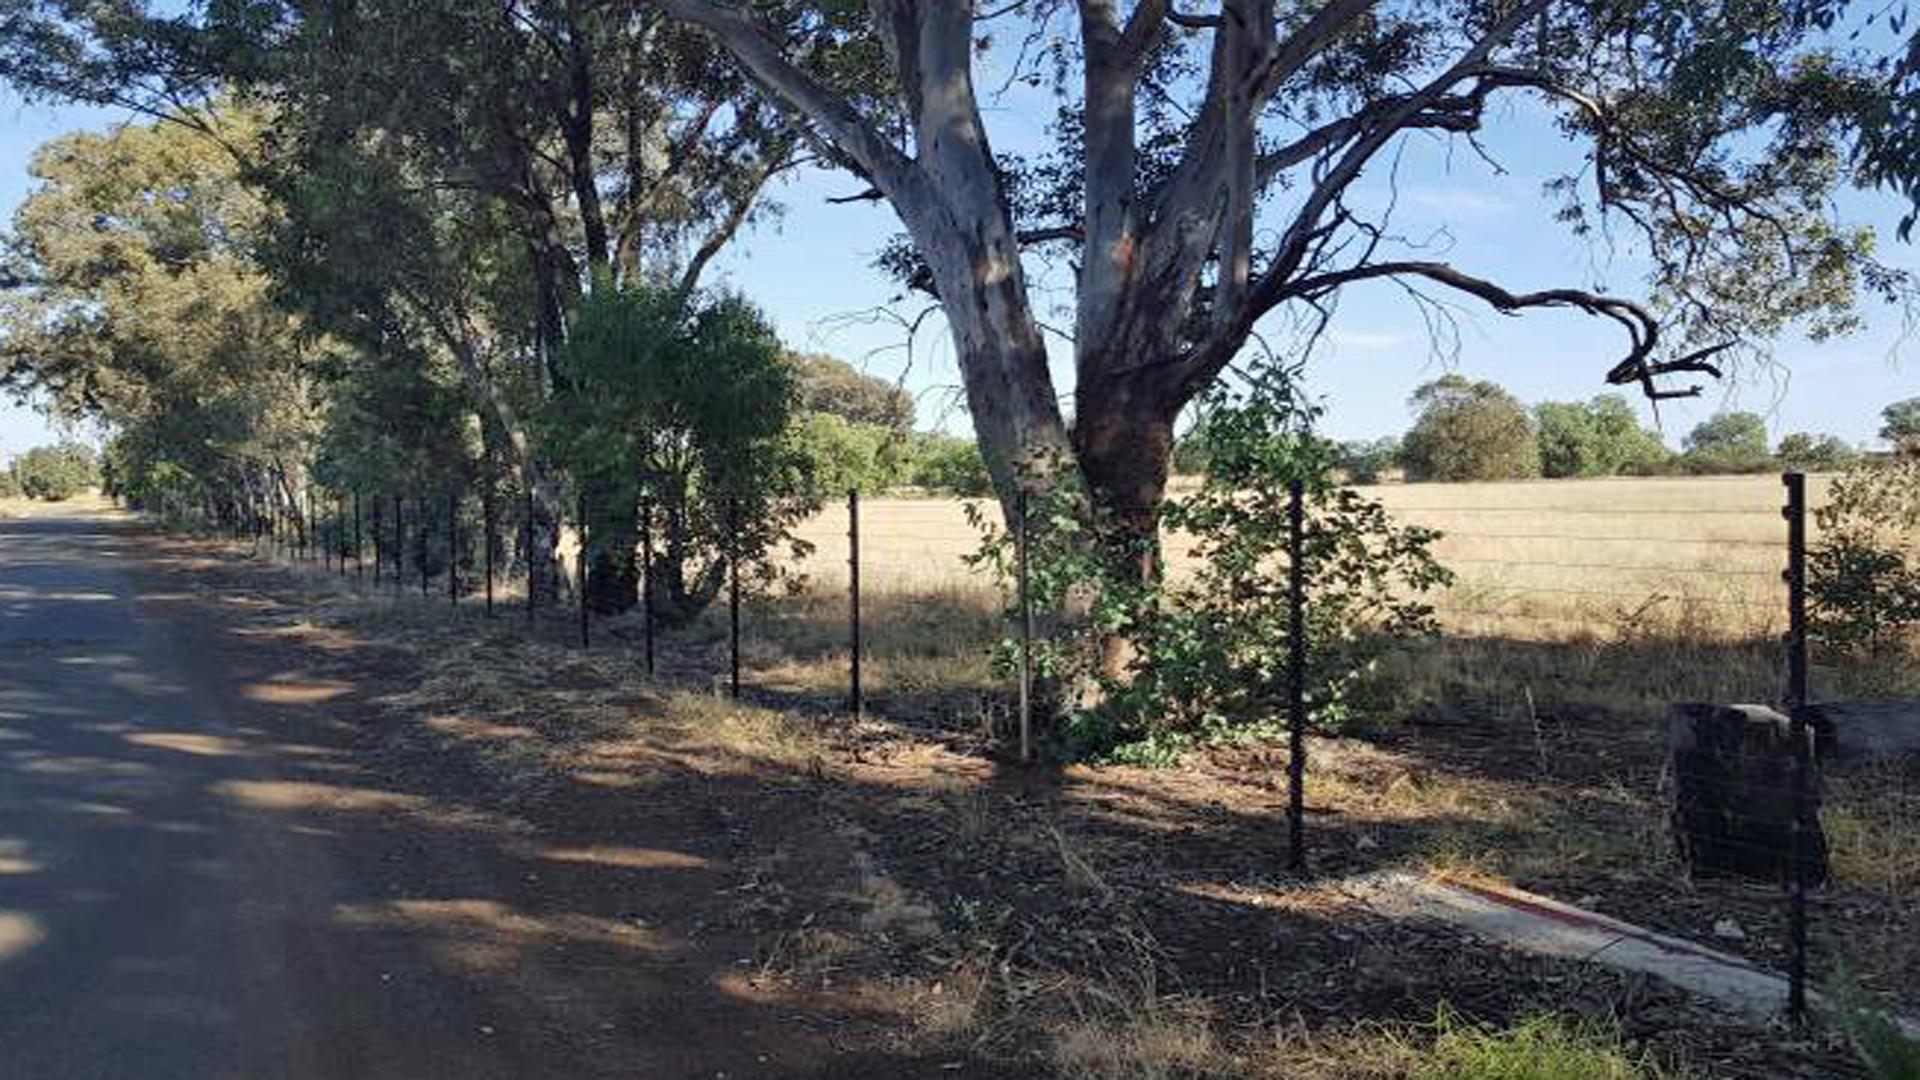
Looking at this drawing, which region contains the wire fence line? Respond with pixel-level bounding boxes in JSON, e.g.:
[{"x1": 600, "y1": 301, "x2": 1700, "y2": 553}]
[
  {"x1": 172, "y1": 474, "x2": 1826, "y2": 672},
  {"x1": 157, "y1": 472, "x2": 1834, "y2": 1025}
]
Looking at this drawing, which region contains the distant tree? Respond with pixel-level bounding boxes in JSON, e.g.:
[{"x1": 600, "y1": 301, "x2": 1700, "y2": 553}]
[
  {"x1": 1401, "y1": 376, "x2": 1540, "y2": 482},
  {"x1": 1883, "y1": 397, "x2": 1920, "y2": 450},
  {"x1": 1776, "y1": 432, "x2": 1858, "y2": 471},
  {"x1": 1333, "y1": 438, "x2": 1403, "y2": 485},
  {"x1": 1534, "y1": 395, "x2": 1669, "y2": 478},
  {"x1": 787, "y1": 353, "x2": 915, "y2": 434},
  {"x1": 1683, "y1": 412, "x2": 1772, "y2": 473},
  {"x1": 908, "y1": 434, "x2": 993, "y2": 497},
  {"x1": 12, "y1": 443, "x2": 98, "y2": 501},
  {"x1": 0, "y1": 113, "x2": 323, "y2": 523},
  {"x1": 786, "y1": 412, "x2": 912, "y2": 496}
]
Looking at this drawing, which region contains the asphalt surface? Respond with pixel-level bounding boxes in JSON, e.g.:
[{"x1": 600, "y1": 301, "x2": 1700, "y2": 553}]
[
  {"x1": 0, "y1": 505, "x2": 389, "y2": 1078},
  {"x1": 0, "y1": 506, "x2": 732, "y2": 1079},
  {"x1": 0, "y1": 504, "x2": 1016, "y2": 1080}
]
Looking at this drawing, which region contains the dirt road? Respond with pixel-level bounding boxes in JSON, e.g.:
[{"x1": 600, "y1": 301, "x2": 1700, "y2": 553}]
[{"x1": 0, "y1": 505, "x2": 920, "y2": 1079}]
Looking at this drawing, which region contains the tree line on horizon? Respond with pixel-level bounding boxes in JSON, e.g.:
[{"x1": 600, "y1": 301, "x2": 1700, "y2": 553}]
[{"x1": 1279, "y1": 377, "x2": 1918, "y2": 484}]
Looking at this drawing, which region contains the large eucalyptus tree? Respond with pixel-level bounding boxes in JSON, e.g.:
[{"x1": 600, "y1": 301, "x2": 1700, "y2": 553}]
[
  {"x1": 646, "y1": 0, "x2": 1915, "y2": 554},
  {"x1": 0, "y1": 0, "x2": 809, "y2": 611}
]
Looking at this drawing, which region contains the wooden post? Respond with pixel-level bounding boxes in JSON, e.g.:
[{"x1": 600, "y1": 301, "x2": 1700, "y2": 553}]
[
  {"x1": 448, "y1": 487, "x2": 459, "y2": 607},
  {"x1": 729, "y1": 496, "x2": 741, "y2": 700},
  {"x1": 483, "y1": 478, "x2": 495, "y2": 617},
  {"x1": 524, "y1": 488, "x2": 535, "y2": 628},
  {"x1": 417, "y1": 491, "x2": 428, "y2": 598},
  {"x1": 577, "y1": 490, "x2": 590, "y2": 649}
]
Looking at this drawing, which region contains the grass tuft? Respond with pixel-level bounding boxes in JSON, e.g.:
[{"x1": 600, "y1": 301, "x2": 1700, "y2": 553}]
[{"x1": 1407, "y1": 1008, "x2": 1676, "y2": 1080}]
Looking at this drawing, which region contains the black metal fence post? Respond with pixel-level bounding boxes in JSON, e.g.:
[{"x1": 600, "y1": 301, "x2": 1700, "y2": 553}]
[
  {"x1": 448, "y1": 486, "x2": 459, "y2": 607},
  {"x1": 1017, "y1": 489, "x2": 1033, "y2": 764},
  {"x1": 640, "y1": 498, "x2": 655, "y2": 676},
  {"x1": 577, "y1": 490, "x2": 590, "y2": 648},
  {"x1": 1783, "y1": 471, "x2": 1812, "y2": 1025},
  {"x1": 849, "y1": 488, "x2": 863, "y2": 721},
  {"x1": 729, "y1": 496, "x2": 741, "y2": 700},
  {"x1": 483, "y1": 479, "x2": 495, "y2": 617},
  {"x1": 417, "y1": 491, "x2": 428, "y2": 598},
  {"x1": 353, "y1": 492, "x2": 363, "y2": 582},
  {"x1": 1287, "y1": 477, "x2": 1308, "y2": 873},
  {"x1": 392, "y1": 493, "x2": 404, "y2": 594},
  {"x1": 524, "y1": 488, "x2": 536, "y2": 628},
  {"x1": 372, "y1": 494, "x2": 382, "y2": 588},
  {"x1": 337, "y1": 493, "x2": 348, "y2": 577}
]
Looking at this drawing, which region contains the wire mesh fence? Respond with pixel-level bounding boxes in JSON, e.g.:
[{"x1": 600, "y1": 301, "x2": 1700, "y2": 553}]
[{"x1": 168, "y1": 470, "x2": 1873, "y2": 1025}]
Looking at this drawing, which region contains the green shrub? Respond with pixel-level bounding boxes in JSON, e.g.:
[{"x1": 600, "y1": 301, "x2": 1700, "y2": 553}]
[
  {"x1": 970, "y1": 373, "x2": 1450, "y2": 762},
  {"x1": 11, "y1": 442, "x2": 98, "y2": 501},
  {"x1": 1333, "y1": 436, "x2": 1403, "y2": 484},
  {"x1": 1535, "y1": 396, "x2": 1669, "y2": 478},
  {"x1": 1401, "y1": 375, "x2": 1540, "y2": 482},
  {"x1": 1776, "y1": 431, "x2": 1858, "y2": 472},
  {"x1": 1682, "y1": 412, "x2": 1772, "y2": 474},
  {"x1": 1811, "y1": 451, "x2": 1920, "y2": 654},
  {"x1": 543, "y1": 281, "x2": 815, "y2": 622}
]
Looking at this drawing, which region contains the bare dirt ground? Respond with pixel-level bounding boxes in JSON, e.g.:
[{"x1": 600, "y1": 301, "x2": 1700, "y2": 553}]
[{"x1": 85, "y1": 518, "x2": 1912, "y2": 1076}]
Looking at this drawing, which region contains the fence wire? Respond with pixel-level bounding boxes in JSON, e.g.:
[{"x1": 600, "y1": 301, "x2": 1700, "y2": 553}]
[{"x1": 175, "y1": 472, "x2": 1839, "y2": 1026}]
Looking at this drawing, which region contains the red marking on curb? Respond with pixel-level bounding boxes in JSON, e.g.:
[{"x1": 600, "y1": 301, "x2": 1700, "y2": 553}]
[{"x1": 1437, "y1": 875, "x2": 1758, "y2": 970}]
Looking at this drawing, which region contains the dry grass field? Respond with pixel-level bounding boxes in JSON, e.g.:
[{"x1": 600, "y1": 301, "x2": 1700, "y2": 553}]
[
  {"x1": 786, "y1": 473, "x2": 1822, "y2": 640},
  {"x1": 0, "y1": 491, "x2": 114, "y2": 518}
]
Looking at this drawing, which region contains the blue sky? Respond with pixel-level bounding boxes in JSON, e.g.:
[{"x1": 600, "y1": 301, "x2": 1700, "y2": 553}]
[{"x1": 3, "y1": 75, "x2": 1915, "y2": 460}]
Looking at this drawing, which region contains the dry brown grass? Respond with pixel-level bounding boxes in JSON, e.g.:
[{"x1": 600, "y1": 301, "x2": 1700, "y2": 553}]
[
  {"x1": 0, "y1": 492, "x2": 118, "y2": 518},
  {"x1": 785, "y1": 475, "x2": 1821, "y2": 642}
]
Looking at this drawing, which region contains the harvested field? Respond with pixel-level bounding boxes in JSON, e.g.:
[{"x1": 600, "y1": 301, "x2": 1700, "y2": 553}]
[{"x1": 787, "y1": 475, "x2": 1829, "y2": 640}]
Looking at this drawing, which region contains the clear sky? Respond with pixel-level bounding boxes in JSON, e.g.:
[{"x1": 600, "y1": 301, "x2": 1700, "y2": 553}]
[{"x1": 3, "y1": 77, "x2": 1915, "y2": 458}]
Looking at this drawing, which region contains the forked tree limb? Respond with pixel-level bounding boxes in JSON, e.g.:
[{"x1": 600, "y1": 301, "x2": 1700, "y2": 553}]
[{"x1": 1286, "y1": 259, "x2": 1727, "y2": 398}]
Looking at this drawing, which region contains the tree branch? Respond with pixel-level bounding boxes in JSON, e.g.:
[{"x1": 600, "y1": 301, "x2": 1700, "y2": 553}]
[
  {"x1": 1288, "y1": 259, "x2": 1726, "y2": 398},
  {"x1": 647, "y1": 0, "x2": 915, "y2": 195},
  {"x1": 1235, "y1": 0, "x2": 1552, "y2": 336}
]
